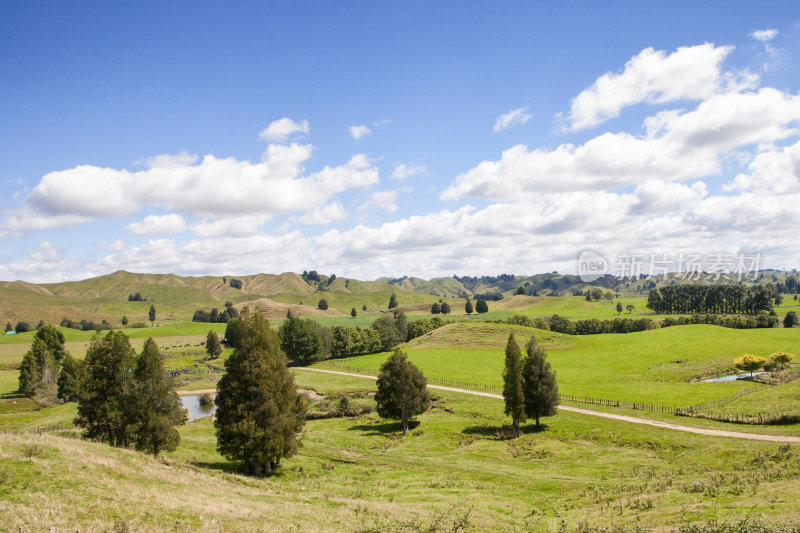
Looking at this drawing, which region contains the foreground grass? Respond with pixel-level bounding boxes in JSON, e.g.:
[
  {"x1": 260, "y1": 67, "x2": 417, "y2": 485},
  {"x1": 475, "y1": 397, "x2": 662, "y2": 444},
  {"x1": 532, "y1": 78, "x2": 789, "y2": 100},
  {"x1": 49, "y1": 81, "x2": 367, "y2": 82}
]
[{"x1": 4, "y1": 371, "x2": 800, "y2": 531}]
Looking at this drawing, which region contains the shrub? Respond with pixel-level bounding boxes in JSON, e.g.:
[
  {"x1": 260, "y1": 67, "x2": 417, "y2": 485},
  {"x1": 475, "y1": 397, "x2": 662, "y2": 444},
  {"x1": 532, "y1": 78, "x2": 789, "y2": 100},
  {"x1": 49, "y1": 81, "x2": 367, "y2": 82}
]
[{"x1": 198, "y1": 393, "x2": 215, "y2": 406}]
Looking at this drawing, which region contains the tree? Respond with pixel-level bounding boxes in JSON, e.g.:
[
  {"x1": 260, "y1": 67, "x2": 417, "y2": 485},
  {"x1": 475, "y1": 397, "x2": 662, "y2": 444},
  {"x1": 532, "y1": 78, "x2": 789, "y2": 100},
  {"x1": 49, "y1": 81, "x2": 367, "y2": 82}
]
[
  {"x1": 388, "y1": 293, "x2": 399, "y2": 309},
  {"x1": 57, "y1": 352, "x2": 85, "y2": 402},
  {"x1": 224, "y1": 317, "x2": 244, "y2": 348},
  {"x1": 374, "y1": 349, "x2": 430, "y2": 434},
  {"x1": 35, "y1": 325, "x2": 67, "y2": 362},
  {"x1": 126, "y1": 338, "x2": 184, "y2": 456},
  {"x1": 616, "y1": 302, "x2": 623, "y2": 314},
  {"x1": 351, "y1": 308, "x2": 357, "y2": 319},
  {"x1": 5, "y1": 322, "x2": 12, "y2": 332},
  {"x1": 502, "y1": 334, "x2": 525, "y2": 438},
  {"x1": 440, "y1": 302, "x2": 451, "y2": 315},
  {"x1": 122, "y1": 315, "x2": 128, "y2": 326},
  {"x1": 278, "y1": 316, "x2": 324, "y2": 364},
  {"x1": 590, "y1": 287, "x2": 604, "y2": 301},
  {"x1": 465, "y1": 299, "x2": 473, "y2": 315},
  {"x1": 515, "y1": 286, "x2": 526, "y2": 296},
  {"x1": 785, "y1": 311, "x2": 799, "y2": 328},
  {"x1": 770, "y1": 351, "x2": 794, "y2": 370},
  {"x1": 206, "y1": 330, "x2": 223, "y2": 359},
  {"x1": 362, "y1": 304, "x2": 367, "y2": 311},
  {"x1": 734, "y1": 353, "x2": 766, "y2": 377},
  {"x1": 475, "y1": 299, "x2": 488, "y2": 314},
  {"x1": 603, "y1": 291, "x2": 615, "y2": 304},
  {"x1": 626, "y1": 304, "x2": 635, "y2": 314},
  {"x1": 15, "y1": 321, "x2": 31, "y2": 333},
  {"x1": 76, "y1": 331, "x2": 138, "y2": 447},
  {"x1": 431, "y1": 302, "x2": 441, "y2": 315},
  {"x1": 521, "y1": 337, "x2": 559, "y2": 427},
  {"x1": 318, "y1": 298, "x2": 329, "y2": 311},
  {"x1": 148, "y1": 304, "x2": 156, "y2": 327},
  {"x1": 371, "y1": 310, "x2": 409, "y2": 351},
  {"x1": 215, "y1": 309, "x2": 305, "y2": 475}
]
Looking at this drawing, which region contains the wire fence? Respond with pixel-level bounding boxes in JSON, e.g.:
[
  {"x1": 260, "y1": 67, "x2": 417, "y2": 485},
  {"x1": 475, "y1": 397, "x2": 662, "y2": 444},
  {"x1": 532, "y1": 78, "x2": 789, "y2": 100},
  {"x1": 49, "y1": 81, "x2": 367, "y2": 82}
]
[{"x1": 0, "y1": 424, "x2": 70, "y2": 435}]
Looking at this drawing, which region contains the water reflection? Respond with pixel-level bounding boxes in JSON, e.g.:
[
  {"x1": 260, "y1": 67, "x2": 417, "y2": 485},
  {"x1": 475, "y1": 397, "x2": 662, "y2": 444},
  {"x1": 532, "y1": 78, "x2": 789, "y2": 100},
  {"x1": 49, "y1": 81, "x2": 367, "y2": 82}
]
[{"x1": 180, "y1": 394, "x2": 217, "y2": 421}]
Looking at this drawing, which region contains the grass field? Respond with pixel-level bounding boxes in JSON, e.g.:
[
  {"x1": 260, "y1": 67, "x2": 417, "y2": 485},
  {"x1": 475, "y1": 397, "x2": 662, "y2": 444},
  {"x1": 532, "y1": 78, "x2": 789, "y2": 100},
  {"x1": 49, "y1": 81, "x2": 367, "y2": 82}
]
[
  {"x1": 315, "y1": 322, "x2": 800, "y2": 408},
  {"x1": 4, "y1": 370, "x2": 800, "y2": 531}
]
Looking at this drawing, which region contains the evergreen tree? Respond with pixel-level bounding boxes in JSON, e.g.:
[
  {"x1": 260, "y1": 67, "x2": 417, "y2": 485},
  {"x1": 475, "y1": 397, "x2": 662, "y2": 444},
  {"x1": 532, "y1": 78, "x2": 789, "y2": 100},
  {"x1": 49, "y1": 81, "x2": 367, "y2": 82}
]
[
  {"x1": 18, "y1": 337, "x2": 60, "y2": 400},
  {"x1": 465, "y1": 299, "x2": 473, "y2": 315},
  {"x1": 318, "y1": 299, "x2": 329, "y2": 311},
  {"x1": 475, "y1": 299, "x2": 488, "y2": 314},
  {"x1": 5, "y1": 321, "x2": 12, "y2": 332},
  {"x1": 374, "y1": 349, "x2": 430, "y2": 434},
  {"x1": 616, "y1": 302, "x2": 623, "y2": 313},
  {"x1": 224, "y1": 317, "x2": 244, "y2": 347},
  {"x1": 215, "y1": 309, "x2": 306, "y2": 475},
  {"x1": 440, "y1": 302, "x2": 451, "y2": 314},
  {"x1": 35, "y1": 325, "x2": 67, "y2": 362},
  {"x1": 278, "y1": 316, "x2": 324, "y2": 364},
  {"x1": 148, "y1": 305, "x2": 156, "y2": 327},
  {"x1": 515, "y1": 286, "x2": 526, "y2": 296},
  {"x1": 785, "y1": 311, "x2": 799, "y2": 328},
  {"x1": 502, "y1": 334, "x2": 525, "y2": 438},
  {"x1": 431, "y1": 302, "x2": 441, "y2": 315},
  {"x1": 388, "y1": 293, "x2": 398, "y2": 309},
  {"x1": 521, "y1": 336, "x2": 559, "y2": 428},
  {"x1": 206, "y1": 330, "x2": 223, "y2": 359},
  {"x1": 57, "y1": 351, "x2": 85, "y2": 402},
  {"x1": 76, "y1": 331, "x2": 138, "y2": 447},
  {"x1": 351, "y1": 308, "x2": 357, "y2": 319},
  {"x1": 127, "y1": 338, "x2": 185, "y2": 457},
  {"x1": 122, "y1": 316, "x2": 128, "y2": 326},
  {"x1": 362, "y1": 304, "x2": 367, "y2": 311}
]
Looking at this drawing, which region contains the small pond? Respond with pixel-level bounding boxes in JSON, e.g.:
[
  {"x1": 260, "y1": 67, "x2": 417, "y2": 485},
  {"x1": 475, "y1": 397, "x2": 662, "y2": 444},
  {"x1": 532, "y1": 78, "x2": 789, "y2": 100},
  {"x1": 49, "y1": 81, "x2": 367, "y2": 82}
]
[
  {"x1": 180, "y1": 394, "x2": 217, "y2": 421},
  {"x1": 701, "y1": 372, "x2": 767, "y2": 383}
]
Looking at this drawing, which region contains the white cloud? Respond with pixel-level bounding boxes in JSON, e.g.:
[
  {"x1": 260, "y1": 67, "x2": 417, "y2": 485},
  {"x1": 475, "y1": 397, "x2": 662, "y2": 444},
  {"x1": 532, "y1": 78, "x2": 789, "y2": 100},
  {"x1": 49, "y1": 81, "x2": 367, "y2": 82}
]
[
  {"x1": 443, "y1": 88, "x2": 800, "y2": 200},
  {"x1": 349, "y1": 125, "x2": 372, "y2": 139},
  {"x1": 298, "y1": 202, "x2": 348, "y2": 225},
  {"x1": 124, "y1": 214, "x2": 187, "y2": 236},
  {"x1": 98, "y1": 240, "x2": 126, "y2": 251},
  {"x1": 493, "y1": 107, "x2": 532, "y2": 132},
  {"x1": 358, "y1": 190, "x2": 398, "y2": 213},
  {"x1": 259, "y1": 118, "x2": 309, "y2": 142},
  {"x1": 726, "y1": 140, "x2": 800, "y2": 195},
  {"x1": 562, "y1": 43, "x2": 746, "y2": 131},
  {"x1": 390, "y1": 163, "x2": 427, "y2": 180},
  {"x1": 751, "y1": 29, "x2": 778, "y2": 42},
  {"x1": 190, "y1": 215, "x2": 272, "y2": 238},
  {"x1": 8, "y1": 141, "x2": 378, "y2": 234}
]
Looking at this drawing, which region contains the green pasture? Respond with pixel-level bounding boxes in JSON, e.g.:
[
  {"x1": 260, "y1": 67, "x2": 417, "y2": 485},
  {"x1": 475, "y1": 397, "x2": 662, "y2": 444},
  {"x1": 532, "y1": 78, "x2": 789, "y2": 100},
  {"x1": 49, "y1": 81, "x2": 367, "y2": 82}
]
[
  {"x1": 316, "y1": 322, "x2": 800, "y2": 408},
  {"x1": 4, "y1": 370, "x2": 800, "y2": 530}
]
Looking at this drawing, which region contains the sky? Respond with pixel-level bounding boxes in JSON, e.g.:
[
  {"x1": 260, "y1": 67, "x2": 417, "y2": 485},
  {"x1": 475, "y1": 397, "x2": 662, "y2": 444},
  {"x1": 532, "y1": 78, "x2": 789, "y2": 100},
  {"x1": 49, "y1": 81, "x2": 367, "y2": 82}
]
[{"x1": 2, "y1": 2, "x2": 800, "y2": 283}]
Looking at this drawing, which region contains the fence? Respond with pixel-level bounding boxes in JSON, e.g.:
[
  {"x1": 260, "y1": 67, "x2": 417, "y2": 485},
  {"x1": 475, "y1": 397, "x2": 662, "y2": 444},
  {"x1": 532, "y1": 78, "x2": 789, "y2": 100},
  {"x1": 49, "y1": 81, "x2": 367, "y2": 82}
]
[{"x1": 0, "y1": 424, "x2": 70, "y2": 435}]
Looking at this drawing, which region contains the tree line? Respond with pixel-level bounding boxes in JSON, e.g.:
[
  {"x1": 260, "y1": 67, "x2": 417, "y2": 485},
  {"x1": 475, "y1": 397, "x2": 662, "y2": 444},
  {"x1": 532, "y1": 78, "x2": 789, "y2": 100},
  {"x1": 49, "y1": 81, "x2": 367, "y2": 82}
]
[
  {"x1": 17, "y1": 326, "x2": 184, "y2": 456},
  {"x1": 192, "y1": 301, "x2": 240, "y2": 323},
  {"x1": 646, "y1": 284, "x2": 774, "y2": 315}
]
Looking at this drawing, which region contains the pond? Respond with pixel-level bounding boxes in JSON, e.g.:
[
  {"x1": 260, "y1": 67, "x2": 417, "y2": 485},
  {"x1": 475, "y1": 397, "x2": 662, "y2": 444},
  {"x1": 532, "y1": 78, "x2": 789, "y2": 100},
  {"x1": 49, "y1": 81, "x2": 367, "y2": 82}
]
[
  {"x1": 701, "y1": 372, "x2": 767, "y2": 382},
  {"x1": 180, "y1": 394, "x2": 217, "y2": 421}
]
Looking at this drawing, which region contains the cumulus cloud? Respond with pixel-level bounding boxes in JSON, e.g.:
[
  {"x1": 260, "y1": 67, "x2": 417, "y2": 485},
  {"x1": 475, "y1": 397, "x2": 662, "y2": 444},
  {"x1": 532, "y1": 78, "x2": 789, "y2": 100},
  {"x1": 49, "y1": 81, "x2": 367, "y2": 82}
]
[
  {"x1": 124, "y1": 214, "x2": 187, "y2": 236},
  {"x1": 493, "y1": 107, "x2": 532, "y2": 132},
  {"x1": 358, "y1": 190, "x2": 398, "y2": 213},
  {"x1": 726, "y1": 140, "x2": 800, "y2": 195},
  {"x1": 298, "y1": 202, "x2": 348, "y2": 225},
  {"x1": 390, "y1": 163, "x2": 427, "y2": 180},
  {"x1": 751, "y1": 29, "x2": 778, "y2": 42},
  {"x1": 561, "y1": 43, "x2": 747, "y2": 131},
  {"x1": 190, "y1": 215, "x2": 272, "y2": 238},
  {"x1": 259, "y1": 118, "x2": 309, "y2": 142},
  {"x1": 443, "y1": 88, "x2": 800, "y2": 200},
  {"x1": 349, "y1": 125, "x2": 372, "y2": 139},
  {"x1": 10, "y1": 143, "x2": 378, "y2": 233}
]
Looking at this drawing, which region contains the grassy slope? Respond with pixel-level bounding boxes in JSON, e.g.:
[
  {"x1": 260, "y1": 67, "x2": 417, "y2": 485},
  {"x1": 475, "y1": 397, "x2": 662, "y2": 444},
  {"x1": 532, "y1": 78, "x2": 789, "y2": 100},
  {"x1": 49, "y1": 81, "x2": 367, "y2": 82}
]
[
  {"x1": 317, "y1": 322, "x2": 800, "y2": 407},
  {"x1": 4, "y1": 371, "x2": 800, "y2": 531}
]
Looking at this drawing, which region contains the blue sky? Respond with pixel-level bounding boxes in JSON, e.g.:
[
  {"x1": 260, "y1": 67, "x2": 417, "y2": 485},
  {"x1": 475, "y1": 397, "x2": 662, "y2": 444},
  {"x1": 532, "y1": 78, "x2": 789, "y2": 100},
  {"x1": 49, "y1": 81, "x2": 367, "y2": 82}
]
[{"x1": 2, "y1": 2, "x2": 800, "y2": 282}]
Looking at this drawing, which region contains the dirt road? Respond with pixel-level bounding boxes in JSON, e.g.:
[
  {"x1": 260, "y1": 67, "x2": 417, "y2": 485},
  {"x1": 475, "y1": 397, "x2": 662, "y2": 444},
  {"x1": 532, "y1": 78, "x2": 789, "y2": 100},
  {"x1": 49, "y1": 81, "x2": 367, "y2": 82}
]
[{"x1": 295, "y1": 367, "x2": 800, "y2": 443}]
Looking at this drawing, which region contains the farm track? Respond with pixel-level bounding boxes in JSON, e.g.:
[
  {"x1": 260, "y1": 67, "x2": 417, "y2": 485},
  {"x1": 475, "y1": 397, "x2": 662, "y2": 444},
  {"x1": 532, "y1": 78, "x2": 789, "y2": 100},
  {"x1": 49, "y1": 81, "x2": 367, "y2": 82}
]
[{"x1": 295, "y1": 367, "x2": 800, "y2": 443}]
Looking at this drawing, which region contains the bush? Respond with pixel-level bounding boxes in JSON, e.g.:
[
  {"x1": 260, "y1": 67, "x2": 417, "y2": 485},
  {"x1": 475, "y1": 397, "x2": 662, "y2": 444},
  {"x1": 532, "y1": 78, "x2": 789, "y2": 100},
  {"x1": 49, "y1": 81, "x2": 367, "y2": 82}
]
[
  {"x1": 198, "y1": 393, "x2": 215, "y2": 406},
  {"x1": 130, "y1": 322, "x2": 148, "y2": 329},
  {"x1": 318, "y1": 299, "x2": 329, "y2": 311},
  {"x1": 15, "y1": 322, "x2": 31, "y2": 333}
]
